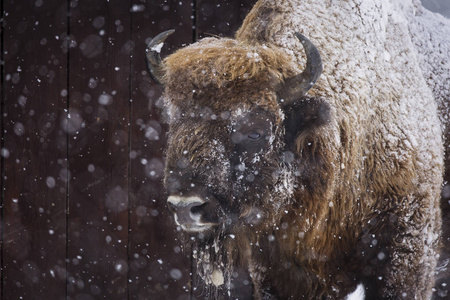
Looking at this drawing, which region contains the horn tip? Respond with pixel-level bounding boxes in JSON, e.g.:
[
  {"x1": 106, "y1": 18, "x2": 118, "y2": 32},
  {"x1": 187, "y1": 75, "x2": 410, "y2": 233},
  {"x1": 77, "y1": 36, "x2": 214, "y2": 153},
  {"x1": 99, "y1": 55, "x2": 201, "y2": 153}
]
[
  {"x1": 146, "y1": 29, "x2": 176, "y2": 51},
  {"x1": 294, "y1": 32, "x2": 307, "y2": 42},
  {"x1": 146, "y1": 29, "x2": 175, "y2": 85}
]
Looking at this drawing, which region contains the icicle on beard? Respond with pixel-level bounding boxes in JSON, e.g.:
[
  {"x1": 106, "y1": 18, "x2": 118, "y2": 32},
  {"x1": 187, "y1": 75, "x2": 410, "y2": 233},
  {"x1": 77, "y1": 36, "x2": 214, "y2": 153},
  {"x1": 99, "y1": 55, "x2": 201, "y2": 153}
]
[{"x1": 193, "y1": 223, "x2": 234, "y2": 298}]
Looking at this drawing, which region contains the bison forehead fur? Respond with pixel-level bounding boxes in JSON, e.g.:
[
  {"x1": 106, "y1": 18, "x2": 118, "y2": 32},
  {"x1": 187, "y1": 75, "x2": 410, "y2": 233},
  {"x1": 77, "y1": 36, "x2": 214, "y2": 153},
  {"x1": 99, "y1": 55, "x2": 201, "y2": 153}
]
[
  {"x1": 163, "y1": 38, "x2": 295, "y2": 95},
  {"x1": 148, "y1": 0, "x2": 448, "y2": 299}
]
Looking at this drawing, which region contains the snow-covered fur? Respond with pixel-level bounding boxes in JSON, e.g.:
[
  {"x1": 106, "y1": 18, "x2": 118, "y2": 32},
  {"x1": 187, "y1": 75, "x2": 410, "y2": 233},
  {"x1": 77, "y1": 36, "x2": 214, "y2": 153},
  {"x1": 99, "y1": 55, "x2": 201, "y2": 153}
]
[
  {"x1": 159, "y1": 0, "x2": 448, "y2": 299},
  {"x1": 403, "y1": 1, "x2": 450, "y2": 296}
]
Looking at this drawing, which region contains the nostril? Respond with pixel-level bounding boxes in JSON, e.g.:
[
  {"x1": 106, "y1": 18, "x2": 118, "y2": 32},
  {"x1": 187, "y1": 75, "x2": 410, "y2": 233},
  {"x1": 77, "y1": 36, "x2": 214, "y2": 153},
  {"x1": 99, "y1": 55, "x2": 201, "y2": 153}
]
[
  {"x1": 167, "y1": 195, "x2": 207, "y2": 224},
  {"x1": 190, "y1": 202, "x2": 207, "y2": 215}
]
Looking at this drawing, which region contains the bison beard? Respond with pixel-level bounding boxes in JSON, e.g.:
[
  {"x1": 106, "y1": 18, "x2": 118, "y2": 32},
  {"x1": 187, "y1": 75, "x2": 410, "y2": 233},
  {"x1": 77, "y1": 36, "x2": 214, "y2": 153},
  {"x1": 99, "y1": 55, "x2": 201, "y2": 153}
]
[{"x1": 145, "y1": 0, "x2": 445, "y2": 299}]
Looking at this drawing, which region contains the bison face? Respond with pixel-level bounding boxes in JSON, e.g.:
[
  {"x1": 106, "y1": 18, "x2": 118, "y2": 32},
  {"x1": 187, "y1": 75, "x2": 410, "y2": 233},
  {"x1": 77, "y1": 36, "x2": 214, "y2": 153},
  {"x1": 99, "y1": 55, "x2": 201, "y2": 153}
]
[
  {"x1": 146, "y1": 31, "x2": 326, "y2": 237},
  {"x1": 164, "y1": 99, "x2": 289, "y2": 235},
  {"x1": 162, "y1": 92, "x2": 330, "y2": 238}
]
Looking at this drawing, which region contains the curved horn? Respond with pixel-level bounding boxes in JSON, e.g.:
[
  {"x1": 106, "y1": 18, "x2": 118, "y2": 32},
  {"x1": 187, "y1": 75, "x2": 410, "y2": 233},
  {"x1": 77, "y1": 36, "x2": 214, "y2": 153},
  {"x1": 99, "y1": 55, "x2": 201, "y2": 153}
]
[
  {"x1": 146, "y1": 29, "x2": 175, "y2": 84},
  {"x1": 279, "y1": 32, "x2": 322, "y2": 104}
]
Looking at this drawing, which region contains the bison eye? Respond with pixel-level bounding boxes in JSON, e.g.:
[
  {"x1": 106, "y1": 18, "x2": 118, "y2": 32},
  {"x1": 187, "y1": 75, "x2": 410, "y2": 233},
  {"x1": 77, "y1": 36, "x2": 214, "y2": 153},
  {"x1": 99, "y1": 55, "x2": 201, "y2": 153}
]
[{"x1": 248, "y1": 132, "x2": 261, "y2": 140}]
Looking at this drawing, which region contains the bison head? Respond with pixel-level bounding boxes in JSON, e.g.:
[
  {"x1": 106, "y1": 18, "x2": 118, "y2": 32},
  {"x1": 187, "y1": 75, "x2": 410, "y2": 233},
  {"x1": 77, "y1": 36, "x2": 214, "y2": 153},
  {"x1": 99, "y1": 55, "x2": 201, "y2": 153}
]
[{"x1": 146, "y1": 31, "x2": 330, "y2": 240}]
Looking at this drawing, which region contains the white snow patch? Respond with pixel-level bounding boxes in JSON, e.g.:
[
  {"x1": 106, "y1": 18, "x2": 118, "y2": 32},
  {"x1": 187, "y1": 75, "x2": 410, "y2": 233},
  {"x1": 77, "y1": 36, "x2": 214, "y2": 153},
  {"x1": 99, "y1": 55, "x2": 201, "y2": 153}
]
[
  {"x1": 151, "y1": 42, "x2": 164, "y2": 54},
  {"x1": 345, "y1": 283, "x2": 365, "y2": 300},
  {"x1": 211, "y1": 269, "x2": 224, "y2": 286}
]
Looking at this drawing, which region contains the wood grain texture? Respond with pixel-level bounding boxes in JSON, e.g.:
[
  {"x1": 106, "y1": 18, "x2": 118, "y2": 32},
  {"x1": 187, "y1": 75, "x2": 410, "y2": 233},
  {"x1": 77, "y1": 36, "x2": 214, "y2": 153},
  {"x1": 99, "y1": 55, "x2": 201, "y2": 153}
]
[
  {"x1": 67, "y1": 0, "x2": 131, "y2": 298},
  {"x1": 1, "y1": 1, "x2": 69, "y2": 299},
  {"x1": 129, "y1": 1, "x2": 194, "y2": 299}
]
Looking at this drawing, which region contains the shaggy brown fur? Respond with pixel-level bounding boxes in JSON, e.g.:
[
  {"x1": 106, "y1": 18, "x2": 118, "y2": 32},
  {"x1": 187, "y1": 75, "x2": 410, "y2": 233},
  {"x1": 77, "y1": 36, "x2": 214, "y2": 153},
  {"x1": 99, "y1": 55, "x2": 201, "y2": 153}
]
[
  {"x1": 164, "y1": 38, "x2": 294, "y2": 87},
  {"x1": 156, "y1": 1, "x2": 444, "y2": 299}
]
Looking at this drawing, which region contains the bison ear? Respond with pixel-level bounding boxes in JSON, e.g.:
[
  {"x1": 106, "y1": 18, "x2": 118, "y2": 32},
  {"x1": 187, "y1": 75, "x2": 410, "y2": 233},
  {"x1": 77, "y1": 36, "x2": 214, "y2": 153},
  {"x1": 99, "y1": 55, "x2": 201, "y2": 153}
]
[{"x1": 282, "y1": 97, "x2": 331, "y2": 147}]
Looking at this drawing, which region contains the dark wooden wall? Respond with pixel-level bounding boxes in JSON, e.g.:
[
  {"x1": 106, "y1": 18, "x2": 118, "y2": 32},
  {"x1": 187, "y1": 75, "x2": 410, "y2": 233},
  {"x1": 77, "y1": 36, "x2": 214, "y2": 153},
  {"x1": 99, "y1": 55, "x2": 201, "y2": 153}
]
[{"x1": 0, "y1": 1, "x2": 256, "y2": 299}]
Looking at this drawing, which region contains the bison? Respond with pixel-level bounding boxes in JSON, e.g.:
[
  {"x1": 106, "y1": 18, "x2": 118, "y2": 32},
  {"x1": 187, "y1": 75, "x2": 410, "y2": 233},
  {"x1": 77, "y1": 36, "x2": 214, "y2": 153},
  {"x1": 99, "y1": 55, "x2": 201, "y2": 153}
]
[{"x1": 146, "y1": 0, "x2": 449, "y2": 299}]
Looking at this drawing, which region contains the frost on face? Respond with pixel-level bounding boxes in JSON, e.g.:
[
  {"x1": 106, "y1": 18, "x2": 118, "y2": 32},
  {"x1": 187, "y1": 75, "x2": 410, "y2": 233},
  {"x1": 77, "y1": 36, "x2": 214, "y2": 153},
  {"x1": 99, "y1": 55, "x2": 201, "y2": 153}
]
[{"x1": 229, "y1": 105, "x2": 294, "y2": 212}]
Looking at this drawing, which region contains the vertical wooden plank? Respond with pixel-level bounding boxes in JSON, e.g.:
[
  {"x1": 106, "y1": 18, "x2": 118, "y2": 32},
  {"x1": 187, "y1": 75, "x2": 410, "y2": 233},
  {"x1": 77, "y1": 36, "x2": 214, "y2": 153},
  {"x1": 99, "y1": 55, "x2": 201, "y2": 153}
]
[
  {"x1": 129, "y1": 0, "x2": 194, "y2": 299},
  {"x1": 1, "y1": 1, "x2": 68, "y2": 299},
  {"x1": 67, "y1": 0, "x2": 130, "y2": 298},
  {"x1": 0, "y1": 0, "x2": 4, "y2": 298}
]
